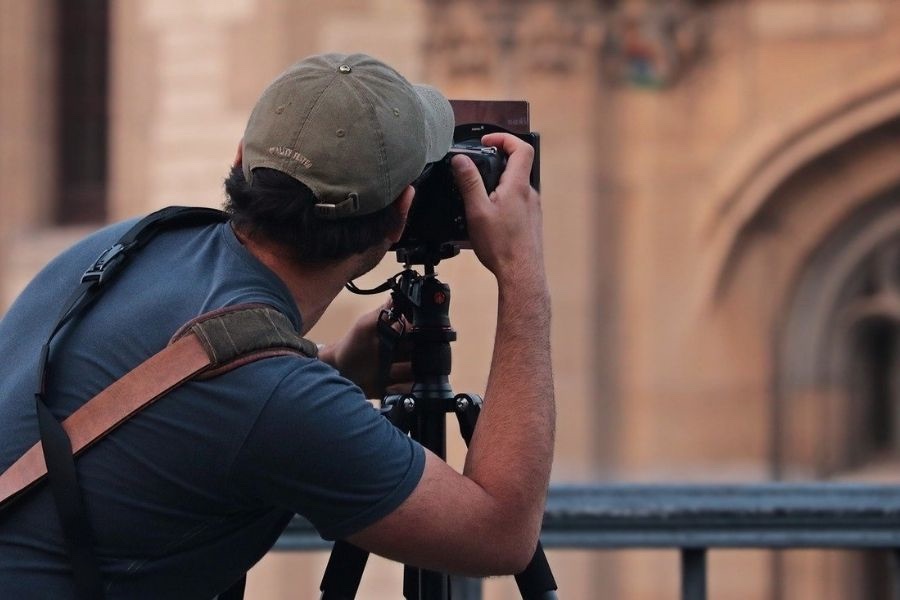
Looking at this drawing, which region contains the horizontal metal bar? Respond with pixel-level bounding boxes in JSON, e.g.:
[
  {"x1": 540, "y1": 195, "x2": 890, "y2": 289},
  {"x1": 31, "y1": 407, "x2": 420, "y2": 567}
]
[
  {"x1": 542, "y1": 483, "x2": 900, "y2": 549},
  {"x1": 274, "y1": 483, "x2": 900, "y2": 552}
]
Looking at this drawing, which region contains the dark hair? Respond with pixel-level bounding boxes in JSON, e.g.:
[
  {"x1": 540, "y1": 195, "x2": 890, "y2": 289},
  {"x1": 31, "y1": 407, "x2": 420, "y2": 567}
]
[{"x1": 223, "y1": 166, "x2": 400, "y2": 263}]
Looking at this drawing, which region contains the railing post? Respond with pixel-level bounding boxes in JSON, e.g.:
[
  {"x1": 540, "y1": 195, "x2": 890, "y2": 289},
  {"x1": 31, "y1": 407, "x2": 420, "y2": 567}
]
[
  {"x1": 681, "y1": 548, "x2": 707, "y2": 600},
  {"x1": 893, "y1": 548, "x2": 900, "y2": 600},
  {"x1": 450, "y1": 575, "x2": 482, "y2": 600}
]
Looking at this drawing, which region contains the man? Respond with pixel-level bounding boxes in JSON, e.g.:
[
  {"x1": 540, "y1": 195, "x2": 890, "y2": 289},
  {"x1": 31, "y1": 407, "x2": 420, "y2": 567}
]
[{"x1": 0, "y1": 53, "x2": 553, "y2": 598}]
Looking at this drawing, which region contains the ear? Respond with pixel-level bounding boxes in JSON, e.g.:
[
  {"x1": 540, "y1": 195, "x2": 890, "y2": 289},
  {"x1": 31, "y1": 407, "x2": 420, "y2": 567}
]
[
  {"x1": 387, "y1": 186, "x2": 415, "y2": 244},
  {"x1": 233, "y1": 140, "x2": 243, "y2": 168}
]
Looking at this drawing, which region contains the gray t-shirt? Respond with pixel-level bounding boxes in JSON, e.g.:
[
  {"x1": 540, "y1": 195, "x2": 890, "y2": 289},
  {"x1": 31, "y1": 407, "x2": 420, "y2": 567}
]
[{"x1": 0, "y1": 218, "x2": 425, "y2": 598}]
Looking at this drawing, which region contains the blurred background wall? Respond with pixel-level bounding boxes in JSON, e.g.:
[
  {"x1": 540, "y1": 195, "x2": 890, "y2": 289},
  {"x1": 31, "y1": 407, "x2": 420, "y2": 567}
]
[{"x1": 1, "y1": 0, "x2": 898, "y2": 598}]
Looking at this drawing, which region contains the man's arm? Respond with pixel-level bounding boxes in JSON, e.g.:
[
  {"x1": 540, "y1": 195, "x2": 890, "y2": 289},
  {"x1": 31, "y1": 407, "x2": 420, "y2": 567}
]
[{"x1": 347, "y1": 133, "x2": 554, "y2": 576}]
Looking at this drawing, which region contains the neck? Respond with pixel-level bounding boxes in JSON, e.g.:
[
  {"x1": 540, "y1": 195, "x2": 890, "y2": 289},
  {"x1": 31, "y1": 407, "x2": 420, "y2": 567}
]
[{"x1": 232, "y1": 226, "x2": 355, "y2": 334}]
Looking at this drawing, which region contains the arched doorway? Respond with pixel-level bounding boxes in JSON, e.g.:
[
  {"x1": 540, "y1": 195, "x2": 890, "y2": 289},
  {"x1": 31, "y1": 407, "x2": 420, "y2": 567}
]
[
  {"x1": 776, "y1": 190, "x2": 900, "y2": 476},
  {"x1": 776, "y1": 183, "x2": 900, "y2": 600},
  {"x1": 705, "y1": 101, "x2": 900, "y2": 599}
]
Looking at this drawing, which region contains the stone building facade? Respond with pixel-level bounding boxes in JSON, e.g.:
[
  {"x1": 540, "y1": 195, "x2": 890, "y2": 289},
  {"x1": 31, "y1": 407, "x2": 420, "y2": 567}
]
[{"x1": 1, "y1": 0, "x2": 898, "y2": 598}]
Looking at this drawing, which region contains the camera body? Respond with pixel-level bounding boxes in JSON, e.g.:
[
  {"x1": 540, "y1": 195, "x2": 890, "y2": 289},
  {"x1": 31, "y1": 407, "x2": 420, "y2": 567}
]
[{"x1": 393, "y1": 102, "x2": 539, "y2": 264}]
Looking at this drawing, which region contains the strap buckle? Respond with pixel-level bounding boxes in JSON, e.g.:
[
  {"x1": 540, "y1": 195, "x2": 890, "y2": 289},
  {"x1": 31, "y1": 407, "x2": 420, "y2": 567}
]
[
  {"x1": 378, "y1": 307, "x2": 406, "y2": 340},
  {"x1": 314, "y1": 192, "x2": 360, "y2": 219},
  {"x1": 81, "y1": 243, "x2": 130, "y2": 285}
]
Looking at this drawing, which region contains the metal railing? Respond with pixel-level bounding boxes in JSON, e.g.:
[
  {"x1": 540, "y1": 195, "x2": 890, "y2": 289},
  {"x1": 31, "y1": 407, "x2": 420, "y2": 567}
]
[{"x1": 274, "y1": 483, "x2": 900, "y2": 599}]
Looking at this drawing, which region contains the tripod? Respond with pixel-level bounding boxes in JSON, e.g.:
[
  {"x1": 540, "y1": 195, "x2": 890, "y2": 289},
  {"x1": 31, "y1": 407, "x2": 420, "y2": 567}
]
[{"x1": 320, "y1": 248, "x2": 558, "y2": 600}]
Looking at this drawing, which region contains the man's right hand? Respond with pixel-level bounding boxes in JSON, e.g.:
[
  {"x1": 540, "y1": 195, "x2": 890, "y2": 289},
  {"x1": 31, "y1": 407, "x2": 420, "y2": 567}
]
[{"x1": 451, "y1": 133, "x2": 546, "y2": 291}]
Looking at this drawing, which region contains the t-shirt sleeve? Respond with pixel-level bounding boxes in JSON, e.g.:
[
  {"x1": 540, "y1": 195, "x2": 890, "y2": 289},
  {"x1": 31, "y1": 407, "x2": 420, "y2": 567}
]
[{"x1": 228, "y1": 358, "x2": 426, "y2": 541}]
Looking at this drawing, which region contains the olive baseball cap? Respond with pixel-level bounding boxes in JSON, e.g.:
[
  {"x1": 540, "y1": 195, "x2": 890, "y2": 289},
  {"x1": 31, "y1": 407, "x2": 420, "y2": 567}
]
[{"x1": 241, "y1": 53, "x2": 455, "y2": 219}]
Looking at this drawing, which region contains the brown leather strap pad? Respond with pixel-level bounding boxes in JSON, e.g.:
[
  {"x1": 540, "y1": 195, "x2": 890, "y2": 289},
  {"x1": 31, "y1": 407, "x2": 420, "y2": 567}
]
[
  {"x1": 0, "y1": 303, "x2": 317, "y2": 510},
  {"x1": 172, "y1": 304, "x2": 317, "y2": 379},
  {"x1": 0, "y1": 334, "x2": 210, "y2": 509}
]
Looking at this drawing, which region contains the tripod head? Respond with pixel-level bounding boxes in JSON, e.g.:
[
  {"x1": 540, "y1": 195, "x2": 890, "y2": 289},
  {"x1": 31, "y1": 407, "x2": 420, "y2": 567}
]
[
  {"x1": 345, "y1": 247, "x2": 459, "y2": 388},
  {"x1": 347, "y1": 241, "x2": 462, "y2": 345},
  {"x1": 388, "y1": 268, "x2": 454, "y2": 338}
]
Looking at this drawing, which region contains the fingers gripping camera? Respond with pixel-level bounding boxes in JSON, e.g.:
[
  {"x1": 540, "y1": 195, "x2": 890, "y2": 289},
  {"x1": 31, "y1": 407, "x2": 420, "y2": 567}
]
[{"x1": 392, "y1": 101, "x2": 540, "y2": 264}]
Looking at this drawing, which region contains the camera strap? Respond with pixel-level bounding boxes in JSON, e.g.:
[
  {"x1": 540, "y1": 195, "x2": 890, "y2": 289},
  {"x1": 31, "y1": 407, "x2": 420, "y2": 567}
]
[
  {"x1": 376, "y1": 307, "x2": 406, "y2": 396},
  {"x1": 1, "y1": 303, "x2": 318, "y2": 510},
  {"x1": 3, "y1": 206, "x2": 317, "y2": 600},
  {"x1": 31, "y1": 206, "x2": 227, "y2": 600},
  {"x1": 346, "y1": 273, "x2": 408, "y2": 397}
]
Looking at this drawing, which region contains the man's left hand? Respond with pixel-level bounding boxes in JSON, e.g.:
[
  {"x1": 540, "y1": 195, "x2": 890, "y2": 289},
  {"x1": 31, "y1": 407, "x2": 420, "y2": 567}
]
[{"x1": 318, "y1": 301, "x2": 413, "y2": 398}]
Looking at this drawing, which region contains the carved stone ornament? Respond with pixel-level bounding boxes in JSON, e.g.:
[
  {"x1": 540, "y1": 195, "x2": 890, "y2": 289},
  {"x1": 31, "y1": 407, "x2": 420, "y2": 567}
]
[
  {"x1": 424, "y1": 1, "x2": 497, "y2": 78},
  {"x1": 424, "y1": 0, "x2": 605, "y2": 78},
  {"x1": 423, "y1": 0, "x2": 705, "y2": 85},
  {"x1": 599, "y1": 0, "x2": 706, "y2": 88}
]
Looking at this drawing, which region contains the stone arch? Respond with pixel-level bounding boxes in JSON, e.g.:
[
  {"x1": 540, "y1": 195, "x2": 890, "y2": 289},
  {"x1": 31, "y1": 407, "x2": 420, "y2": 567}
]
[
  {"x1": 769, "y1": 184, "x2": 900, "y2": 600},
  {"x1": 693, "y1": 65, "x2": 900, "y2": 481},
  {"x1": 699, "y1": 61, "x2": 900, "y2": 302},
  {"x1": 774, "y1": 190, "x2": 900, "y2": 474}
]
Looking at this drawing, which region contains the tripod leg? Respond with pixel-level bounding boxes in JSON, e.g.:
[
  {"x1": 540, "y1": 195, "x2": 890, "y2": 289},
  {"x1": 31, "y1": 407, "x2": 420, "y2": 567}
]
[
  {"x1": 320, "y1": 543, "x2": 370, "y2": 600},
  {"x1": 453, "y1": 394, "x2": 559, "y2": 600},
  {"x1": 319, "y1": 397, "x2": 414, "y2": 599},
  {"x1": 514, "y1": 543, "x2": 558, "y2": 600},
  {"x1": 404, "y1": 565, "x2": 450, "y2": 600},
  {"x1": 404, "y1": 564, "x2": 418, "y2": 599}
]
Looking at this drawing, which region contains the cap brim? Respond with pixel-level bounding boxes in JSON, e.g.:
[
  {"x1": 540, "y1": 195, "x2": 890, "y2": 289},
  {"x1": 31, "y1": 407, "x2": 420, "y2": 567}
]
[{"x1": 414, "y1": 84, "x2": 455, "y2": 163}]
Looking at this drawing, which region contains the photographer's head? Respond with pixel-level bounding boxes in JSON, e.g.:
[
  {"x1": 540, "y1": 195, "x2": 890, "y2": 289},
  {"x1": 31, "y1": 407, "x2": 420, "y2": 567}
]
[
  {"x1": 225, "y1": 53, "x2": 454, "y2": 267},
  {"x1": 224, "y1": 165, "x2": 408, "y2": 266}
]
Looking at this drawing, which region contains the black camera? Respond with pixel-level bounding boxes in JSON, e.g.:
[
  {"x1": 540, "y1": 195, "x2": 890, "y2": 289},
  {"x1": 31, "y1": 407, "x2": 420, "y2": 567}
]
[{"x1": 392, "y1": 101, "x2": 539, "y2": 264}]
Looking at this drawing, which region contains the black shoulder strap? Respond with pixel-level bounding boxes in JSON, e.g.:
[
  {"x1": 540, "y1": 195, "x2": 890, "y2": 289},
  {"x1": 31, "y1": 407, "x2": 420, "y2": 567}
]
[
  {"x1": 33, "y1": 207, "x2": 227, "y2": 600},
  {"x1": 2, "y1": 304, "x2": 317, "y2": 512}
]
